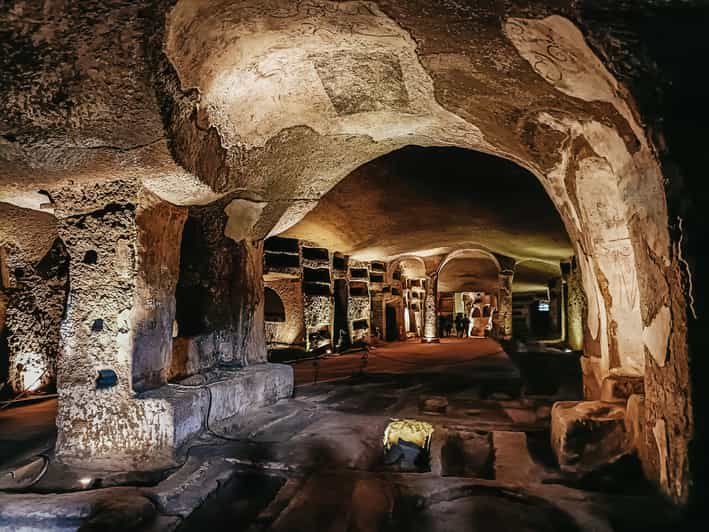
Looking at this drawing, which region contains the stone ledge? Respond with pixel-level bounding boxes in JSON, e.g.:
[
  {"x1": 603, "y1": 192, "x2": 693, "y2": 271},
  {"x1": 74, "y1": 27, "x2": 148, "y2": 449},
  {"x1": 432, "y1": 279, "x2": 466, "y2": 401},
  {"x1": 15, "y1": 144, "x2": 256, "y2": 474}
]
[
  {"x1": 551, "y1": 400, "x2": 630, "y2": 475},
  {"x1": 138, "y1": 363, "x2": 294, "y2": 467},
  {"x1": 600, "y1": 373, "x2": 644, "y2": 403},
  {"x1": 207, "y1": 363, "x2": 294, "y2": 428}
]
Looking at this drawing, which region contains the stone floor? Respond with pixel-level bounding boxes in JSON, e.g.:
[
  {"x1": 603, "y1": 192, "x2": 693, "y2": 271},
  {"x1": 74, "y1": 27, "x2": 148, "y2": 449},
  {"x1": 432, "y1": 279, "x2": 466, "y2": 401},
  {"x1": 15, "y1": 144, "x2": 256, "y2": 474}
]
[
  {"x1": 0, "y1": 338, "x2": 686, "y2": 531},
  {"x1": 0, "y1": 397, "x2": 57, "y2": 471}
]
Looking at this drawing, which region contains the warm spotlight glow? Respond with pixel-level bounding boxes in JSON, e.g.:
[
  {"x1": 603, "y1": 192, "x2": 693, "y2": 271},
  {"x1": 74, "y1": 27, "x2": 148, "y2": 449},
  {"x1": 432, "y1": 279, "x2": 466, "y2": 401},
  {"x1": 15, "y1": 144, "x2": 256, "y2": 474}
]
[
  {"x1": 18, "y1": 354, "x2": 46, "y2": 392},
  {"x1": 79, "y1": 477, "x2": 93, "y2": 488}
]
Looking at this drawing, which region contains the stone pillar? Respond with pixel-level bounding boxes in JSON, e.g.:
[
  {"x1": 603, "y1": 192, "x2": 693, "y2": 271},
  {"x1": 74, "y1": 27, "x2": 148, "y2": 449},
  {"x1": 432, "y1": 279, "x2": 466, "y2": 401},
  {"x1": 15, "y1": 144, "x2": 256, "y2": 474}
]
[
  {"x1": 495, "y1": 269, "x2": 514, "y2": 340},
  {"x1": 564, "y1": 258, "x2": 585, "y2": 352},
  {"x1": 232, "y1": 239, "x2": 267, "y2": 365},
  {"x1": 422, "y1": 275, "x2": 439, "y2": 342},
  {"x1": 173, "y1": 202, "x2": 267, "y2": 374},
  {"x1": 53, "y1": 180, "x2": 188, "y2": 470}
]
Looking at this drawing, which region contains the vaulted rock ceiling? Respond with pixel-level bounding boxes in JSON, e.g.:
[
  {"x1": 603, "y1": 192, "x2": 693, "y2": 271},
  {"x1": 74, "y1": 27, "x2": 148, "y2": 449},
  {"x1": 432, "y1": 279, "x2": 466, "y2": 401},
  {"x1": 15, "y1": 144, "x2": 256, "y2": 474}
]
[{"x1": 282, "y1": 146, "x2": 572, "y2": 291}]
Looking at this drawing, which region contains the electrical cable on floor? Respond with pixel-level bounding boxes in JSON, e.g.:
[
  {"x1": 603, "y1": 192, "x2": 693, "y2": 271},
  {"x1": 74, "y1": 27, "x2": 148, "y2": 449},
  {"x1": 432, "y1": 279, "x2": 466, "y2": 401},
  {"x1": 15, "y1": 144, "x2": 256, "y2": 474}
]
[{"x1": 0, "y1": 452, "x2": 50, "y2": 493}]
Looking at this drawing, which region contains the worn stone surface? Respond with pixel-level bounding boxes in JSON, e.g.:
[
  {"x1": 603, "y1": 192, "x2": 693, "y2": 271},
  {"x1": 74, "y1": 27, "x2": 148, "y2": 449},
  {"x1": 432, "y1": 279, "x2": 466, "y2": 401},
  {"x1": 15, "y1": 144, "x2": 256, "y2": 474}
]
[
  {"x1": 580, "y1": 355, "x2": 602, "y2": 400},
  {"x1": 132, "y1": 190, "x2": 188, "y2": 391},
  {"x1": 421, "y1": 275, "x2": 438, "y2": 341},
  {"x1": 493, "y1": 431, "x2": 543, "y2": 483},
  {"x1": 565, "y1": 258, "x2": 587, "y2": 352},
  {"x1": 0, "y1": 487, "x2": 153, "y2": 531},
  {"x1": 551, "y1": 400, "x2": 631, "y2": 474},
  {"x1": 141, "y1": 363, "x2": 294, "y2": 448},
  {"x1": 0, "y1": 340, "x2": 684, "y2": 530},
  {"x1": 642, "y1": 254, "x2": 693, "y2": 503},
  {"x1": 207, "y1": 364, "x2": 294, "y2": 428},
  {"x1": 625, "y1": 394, "x2": 645, "y2": 454},
  {"x1": 600, "y1": 373, "x2": 644, "y2": 403}
]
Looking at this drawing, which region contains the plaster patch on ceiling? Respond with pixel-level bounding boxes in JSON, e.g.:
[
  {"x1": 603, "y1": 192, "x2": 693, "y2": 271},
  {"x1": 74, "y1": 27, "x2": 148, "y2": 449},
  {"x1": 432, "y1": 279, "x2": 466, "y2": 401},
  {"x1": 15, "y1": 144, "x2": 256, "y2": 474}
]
[
  {"x1": 224, "y1": 198, "x2": 267, "y2": 242},
  {"x1": 166, "y1": 0, "x2": 487, "y2": 151}
]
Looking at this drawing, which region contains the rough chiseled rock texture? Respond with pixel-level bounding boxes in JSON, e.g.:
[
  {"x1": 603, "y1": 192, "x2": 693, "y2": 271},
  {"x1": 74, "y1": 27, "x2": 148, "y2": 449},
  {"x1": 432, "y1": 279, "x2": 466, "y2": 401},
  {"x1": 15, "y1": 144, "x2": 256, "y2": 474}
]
[
  {"x1": 142, "y1": 363, "x2": 294, "y2": 445},
  {"x1": 551, "y1": 400, "x2": 631, "y2": 475},
  {"x1": 422, "y1": 276, "x2": 438, "y2": 340},
  {"x1": 304, "y1": 294, "x2": 335, "y2": 344},
  {"x1": 51, "y1": 181, "x2": 188, "y2": 470},
  {"x1": 132, "y1": 190, "x2": 188, "y2": 392},
  {"x1": 580, "y1": 355, "x2": 603, "y2": 401},
  {"x1": 173, "y1": 199, "x2": 267, "y2": 378},
  {"x1": 496, "y1": 271, "x2": 514, "y2": 340},
  {"x1": 0, "y1": 0, "x2": 698, "y2": 503},
  {"x1": 0, "y1": 204, "x2": 68, "y2": 394},
  {"x1": 566, "y1": 258, "x2": 587, "y2": 352}
]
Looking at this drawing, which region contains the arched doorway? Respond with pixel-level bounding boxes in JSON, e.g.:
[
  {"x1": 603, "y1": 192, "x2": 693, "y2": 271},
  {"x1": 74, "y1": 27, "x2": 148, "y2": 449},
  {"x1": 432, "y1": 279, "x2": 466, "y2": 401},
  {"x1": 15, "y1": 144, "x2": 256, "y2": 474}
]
[
  {"x1": 264, "y1": 287, "x2": 286, "y2": 323},
  {"x1": 437, "y1": 250, "x2": 501, "y2": 338}
]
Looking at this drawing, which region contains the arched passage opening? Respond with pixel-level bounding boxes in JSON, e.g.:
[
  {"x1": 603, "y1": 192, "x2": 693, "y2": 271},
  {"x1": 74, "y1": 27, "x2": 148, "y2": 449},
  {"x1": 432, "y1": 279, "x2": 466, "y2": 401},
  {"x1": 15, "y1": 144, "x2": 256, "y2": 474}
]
[
  {"x1": 264, "y1": 287, "x2": 286, "y2": 323},
  {"x1": 511, "y1": 259, "x2": 565, "y2": 342},
  {"x1": 164, "y1": 2, "x2": 674, "y2": 395},
  {"x1": 437, "y1": 250, "x2": 502, "y2": 338}
]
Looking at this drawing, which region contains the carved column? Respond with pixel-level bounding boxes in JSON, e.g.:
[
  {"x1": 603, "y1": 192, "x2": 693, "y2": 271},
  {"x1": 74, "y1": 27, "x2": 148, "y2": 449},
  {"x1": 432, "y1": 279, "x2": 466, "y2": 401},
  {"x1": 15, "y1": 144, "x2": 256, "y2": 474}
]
[
  {"x1": 174, "y1": 202, "x2": 267, "y2": 371},
  {"x1": 52, "y1": 180, "x2": 188, "y2": 470},
  {"x1": 422, "y1": 274, "x2": 439, "y2": 343},
  {"x1": 564, "y1": 258, "x2": 585, "y2": 351},
  {"x1": 496, "y1": 269, "x2": 514, "y2": 340}
]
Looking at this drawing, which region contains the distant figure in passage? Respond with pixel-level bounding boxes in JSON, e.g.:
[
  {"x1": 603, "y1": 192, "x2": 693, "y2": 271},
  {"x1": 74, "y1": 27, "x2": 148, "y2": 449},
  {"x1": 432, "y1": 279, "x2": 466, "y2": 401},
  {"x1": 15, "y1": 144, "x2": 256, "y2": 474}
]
[
  {"x1": 445, "y1": 318, "x2": 453, "y2": 337},
  {"x1": 455, "y1": 314, "x2": 464, "y2": 338},
  {"x1": 462, "y1": 315, "x2": 470, "y2": 338}
]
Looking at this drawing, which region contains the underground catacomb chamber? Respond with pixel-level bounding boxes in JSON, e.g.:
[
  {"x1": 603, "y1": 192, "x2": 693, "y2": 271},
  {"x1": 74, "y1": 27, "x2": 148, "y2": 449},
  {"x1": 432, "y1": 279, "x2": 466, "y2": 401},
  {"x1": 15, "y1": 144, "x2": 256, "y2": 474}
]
[{"x1": 0, "y1": 3, "x2": 701, "y2": 530}]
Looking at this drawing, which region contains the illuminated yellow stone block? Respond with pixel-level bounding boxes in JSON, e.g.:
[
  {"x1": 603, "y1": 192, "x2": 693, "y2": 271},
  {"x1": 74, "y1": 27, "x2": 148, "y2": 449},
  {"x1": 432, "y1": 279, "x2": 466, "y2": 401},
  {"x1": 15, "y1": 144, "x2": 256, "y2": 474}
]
[{"x1": 383, "y1": 419, "x2": 434, "y2": 450}]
